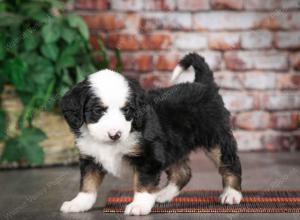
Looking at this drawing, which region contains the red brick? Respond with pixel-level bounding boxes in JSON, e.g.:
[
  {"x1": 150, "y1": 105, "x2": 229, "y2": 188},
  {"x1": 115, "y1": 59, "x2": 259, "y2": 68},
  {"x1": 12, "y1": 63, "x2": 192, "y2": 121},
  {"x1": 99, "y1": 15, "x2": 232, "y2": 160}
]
[
  {"x1": 144, "y1": 0, "x2": 176, "y2": 10},
  {"x1": 258, "y1": 12, "x2": 300, "y2": 30},
  {"x1": 75, "y1": 0, "x2": 108, "y2": 10},
  {"x1": 261, "y1": 93, "x2": 300, "y2": 110},
  {"x1": 214, "y1": 72, "x2": 242, "y2": 90},
  {"x1": 243, "y1": 72, "x2": 277, "y2": 90},
  {"x1": 89, "y1": 33, "x2": 106, "y2": 49},
  {"x1": 140, "y1": 74, "x2": 170, "y2": 89},
  {"x1": 208, "y1": 32, "x2": 240, "y2": 50},
  {"x1": 241, "y1": 30, "x2": 272, "y2": 49},
  {"x1": 110, "y1": 0, "x2": 143, "y2": 11},
  {"x1": 82, "y1": 14, "x2": 125, "y2": 30},
  {"x1": 281, "y1": 0, "x2": 300, "y2": 9},
  {"x1": 175, "y1": 33, "x2": 207, "y2": 50},
  {"x1": 193, "y1": 12, "x2": 261, "y2": 30},
  {"x1": 290, "y1": 52, "x2": 300, "y2": 70},
  {"x1": 270, "y1": 112, "x2": 299, "y2": 131},
  {"x1": 275, "y1": 31, "x2": 300, "y2": 49},
  {"x1": 225, "y1": 51, "x2": 288, "y2": 71},
  {"x1": 233, "y1": 131, "x2": 264, "y2": 151},
  {"x1": 222, "y1": 92, "x2": 256, "y2": 112},
  {"x1": 140, "y1": 12, "x2": 192, "y2": 32},
  {"x1": 244, "y1": 0, "x2": 282, "y2": 10},
  {"x1": 235, "y1": 111, "x2": 271, "y2": 130},
  {"x1": 211, "y1": 0, "x2": 243, "y2": 10},
  {"x1": 135, "y1": 54, "x2": 153, "y2": 72},
  {"x1": 262, "y1": 132, "x2": 299, "y2": 151},
  {"x1": 177, "y1": 0, "x2": 210, "y2": 11},
  {"x1": 110, "y1": 53, "x2": 134, "y2": 71},
  {"x1": 107, "y1": 33, "x2": 140, "y2": 50},
  {"x1": 141, "y1": 34, "x2": 171, "y2": 50},
  {"x1": 277, "y1": 74, "x2": 300, "y2": 90},
  {"x1": 200, "y1": 52, "x2": 222, "y2": 71},
  {"x1": 155, "y1": 53, "x2": 180, "y2": 70}
]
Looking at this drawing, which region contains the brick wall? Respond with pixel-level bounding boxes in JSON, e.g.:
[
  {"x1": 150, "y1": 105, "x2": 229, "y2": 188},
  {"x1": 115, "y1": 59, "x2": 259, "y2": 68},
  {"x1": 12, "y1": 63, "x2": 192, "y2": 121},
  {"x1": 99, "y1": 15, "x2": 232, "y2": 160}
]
[{"x1": 74, "y1": 0, "x2": 300, "y2": 151}]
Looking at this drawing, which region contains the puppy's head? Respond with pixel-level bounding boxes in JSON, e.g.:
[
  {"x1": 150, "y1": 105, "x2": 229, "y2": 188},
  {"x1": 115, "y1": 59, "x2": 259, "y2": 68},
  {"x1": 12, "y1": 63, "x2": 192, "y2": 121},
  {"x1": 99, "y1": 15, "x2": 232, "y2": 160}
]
[{"x1": 60, "y1": 69, "x2": 145, "y2": 143}]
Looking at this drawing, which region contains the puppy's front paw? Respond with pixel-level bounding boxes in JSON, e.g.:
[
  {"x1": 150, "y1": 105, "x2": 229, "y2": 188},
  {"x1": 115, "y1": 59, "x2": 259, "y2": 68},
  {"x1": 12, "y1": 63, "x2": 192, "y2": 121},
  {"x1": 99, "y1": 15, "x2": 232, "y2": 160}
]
[
  {"x1": 124, "y1": 192, "x2": 156, "y2": 216},
  {"x1": 220, "y1": 187, "x2": 242, "y2": 205},
  {"x1": 124, "y1": 202, "x2": 152, "y2": 216},
  {"x1": 156, "y1": 183, "x2": 179, "y2": 203},
  {"x1": 60, "y1": 192, "x2": 97, "y2": 213}
]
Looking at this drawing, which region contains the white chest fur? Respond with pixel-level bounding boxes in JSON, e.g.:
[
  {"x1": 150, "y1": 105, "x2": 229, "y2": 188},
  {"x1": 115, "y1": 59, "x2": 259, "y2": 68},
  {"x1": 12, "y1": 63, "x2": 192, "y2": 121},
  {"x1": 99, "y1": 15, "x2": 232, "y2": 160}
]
[{"x1": 76, "y1": 128, "x2": 140, "y2": 178}]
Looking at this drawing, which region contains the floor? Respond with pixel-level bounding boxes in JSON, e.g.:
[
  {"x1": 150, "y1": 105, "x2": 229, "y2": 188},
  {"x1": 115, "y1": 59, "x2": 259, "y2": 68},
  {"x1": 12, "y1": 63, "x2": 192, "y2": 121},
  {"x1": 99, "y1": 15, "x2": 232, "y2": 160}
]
[{"x1": 0, "y1": 152, "x2": 300, "y2": 220}]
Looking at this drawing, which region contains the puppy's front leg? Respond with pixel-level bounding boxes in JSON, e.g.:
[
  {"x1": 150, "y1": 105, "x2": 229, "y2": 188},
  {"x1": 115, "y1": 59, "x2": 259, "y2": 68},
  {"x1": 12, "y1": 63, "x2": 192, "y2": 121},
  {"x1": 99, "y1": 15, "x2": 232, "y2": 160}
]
[
  {"x1": 124, "y1": 170, "x2": 160, "y2": 216},
  {"x1": 60, "y1": 155, "x2": 106, "y2": 213}
]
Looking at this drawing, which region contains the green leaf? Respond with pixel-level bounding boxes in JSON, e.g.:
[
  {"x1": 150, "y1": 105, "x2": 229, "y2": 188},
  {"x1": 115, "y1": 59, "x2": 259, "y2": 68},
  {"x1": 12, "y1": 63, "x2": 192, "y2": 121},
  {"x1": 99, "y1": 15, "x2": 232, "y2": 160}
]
[
  {"x1": 0, "y1": 12, "x2": 24, "y2": 27},
  {"x1": 1, "y1": 138, "x2": 21, "y2": 162},
  {"x1": 57, "y1": 54, "x2": 75, "y2": 70},
  {"x1": 41, "y1": 43, "x2": 59, "y2": 61},
  {"x1": 66, "y1": 14, "x2": 89, "y2": 40},
  {"x1": 21, "y1": 127, "x2": 47, "y2": 145},
  {"x1": 41, "y1": 21, "x2": 61, "y2": 43},
  {"x1": 4, "y1": 58, "x2": 28, "y2": 89},
  {"x1": 0, "y1": 33, "x2": 5, "y2": 60},
  {"x1": 0, "y1": 110, "x2": 7, "y2": 140},
  {"x1": 23, "y1": 144, "x2": 44, "y2": 165},
  {"x1": 24, "y1": 32, "x2": 40, "y2": 51},
  {"x1": 61, "y1": 27, "x2": 76, "y2": 43}
]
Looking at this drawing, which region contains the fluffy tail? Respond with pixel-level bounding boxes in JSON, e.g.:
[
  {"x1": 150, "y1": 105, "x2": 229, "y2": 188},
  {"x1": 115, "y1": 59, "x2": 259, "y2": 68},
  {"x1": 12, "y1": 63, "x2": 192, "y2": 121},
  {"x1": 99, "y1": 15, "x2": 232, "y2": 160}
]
[{"x1": 171, "y1": 53, "x2": 214, "y2": 85}]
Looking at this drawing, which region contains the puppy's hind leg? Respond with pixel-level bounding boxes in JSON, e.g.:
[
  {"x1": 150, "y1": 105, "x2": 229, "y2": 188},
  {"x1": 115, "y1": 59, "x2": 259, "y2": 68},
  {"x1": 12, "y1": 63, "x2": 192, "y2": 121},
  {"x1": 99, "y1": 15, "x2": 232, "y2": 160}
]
[
  {"x1": 156, "y1": 159, "x2": 191, "y2": 203},
  {"x1": 205, "y1": 138, "x2": 242, "y2": 205}
]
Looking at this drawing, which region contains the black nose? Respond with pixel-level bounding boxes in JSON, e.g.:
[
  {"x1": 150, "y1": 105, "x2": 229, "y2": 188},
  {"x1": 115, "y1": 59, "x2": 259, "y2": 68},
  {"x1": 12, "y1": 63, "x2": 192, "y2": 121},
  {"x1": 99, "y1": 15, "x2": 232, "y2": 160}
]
[{"x1": 108, "y1": 131, "x2": 121, "y2": 141}]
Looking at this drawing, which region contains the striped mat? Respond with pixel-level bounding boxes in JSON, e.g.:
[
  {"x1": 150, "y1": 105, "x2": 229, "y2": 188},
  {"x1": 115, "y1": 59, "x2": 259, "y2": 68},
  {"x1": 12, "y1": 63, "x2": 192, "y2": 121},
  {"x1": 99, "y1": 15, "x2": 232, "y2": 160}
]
[{"x1": 104, "y1": 190, "x2": 300, "y2": 213}]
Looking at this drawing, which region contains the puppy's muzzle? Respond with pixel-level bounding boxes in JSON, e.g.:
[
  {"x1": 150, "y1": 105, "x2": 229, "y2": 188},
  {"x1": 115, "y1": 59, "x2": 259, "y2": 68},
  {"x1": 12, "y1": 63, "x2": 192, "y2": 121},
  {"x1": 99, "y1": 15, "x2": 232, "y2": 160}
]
[{"x1": 108, "y1": 131, "x2": 121, "y2": 141}]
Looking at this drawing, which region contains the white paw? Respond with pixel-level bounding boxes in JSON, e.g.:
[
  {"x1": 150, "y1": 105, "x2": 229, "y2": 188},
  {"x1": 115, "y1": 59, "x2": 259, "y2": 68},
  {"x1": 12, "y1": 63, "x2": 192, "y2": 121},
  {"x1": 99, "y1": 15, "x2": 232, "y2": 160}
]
[
  {"x1": 124, "y1": 202, "x2": 152, "y2": 216},
  {"x1": 124, "y1": 192, "x2": 155, "y2": 216},
  {"x1": 156, "y1": 183, "x2": 179, "y2": 203},
  {"x1": 60, "y1": 192, "x2": 97, "y2": 213},
  {"x1": 220, "y1": 187, "x2": 242, "y2": 205}
]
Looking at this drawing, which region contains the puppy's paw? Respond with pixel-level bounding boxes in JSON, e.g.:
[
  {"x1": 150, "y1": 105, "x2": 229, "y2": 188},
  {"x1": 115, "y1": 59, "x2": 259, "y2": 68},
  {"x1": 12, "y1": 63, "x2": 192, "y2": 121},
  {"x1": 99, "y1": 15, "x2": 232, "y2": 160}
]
[
  {"x1": 60, "y1": 192, "x2": 97, "y2": 213},
  {"x1": 124, "y1": 192, "x2": 155, "y2": 216},
  {"x1": 124, "y1": 202, "x2": 152, "y2": 216},
  {"x1": 220, "y1": 187, "x2": 242, "y2": 205},
  {"x1": 156, "y1": 183, "x2": 179, "y2": 203}
]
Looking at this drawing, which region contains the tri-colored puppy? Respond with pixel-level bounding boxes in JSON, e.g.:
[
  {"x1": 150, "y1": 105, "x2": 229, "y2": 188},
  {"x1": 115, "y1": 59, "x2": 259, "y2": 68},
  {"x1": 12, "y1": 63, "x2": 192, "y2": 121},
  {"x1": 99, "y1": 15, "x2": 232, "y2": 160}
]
[{"x1": 60, "y1": 53, "x2": 242, "y2": 215}]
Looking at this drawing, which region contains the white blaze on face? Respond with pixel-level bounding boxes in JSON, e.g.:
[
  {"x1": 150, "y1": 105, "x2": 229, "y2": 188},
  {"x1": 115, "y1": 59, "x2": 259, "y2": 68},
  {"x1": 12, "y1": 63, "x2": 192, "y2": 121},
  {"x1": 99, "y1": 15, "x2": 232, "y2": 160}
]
[{"x1": 87, "y1": 69, "x2": 132, "y2": 142}]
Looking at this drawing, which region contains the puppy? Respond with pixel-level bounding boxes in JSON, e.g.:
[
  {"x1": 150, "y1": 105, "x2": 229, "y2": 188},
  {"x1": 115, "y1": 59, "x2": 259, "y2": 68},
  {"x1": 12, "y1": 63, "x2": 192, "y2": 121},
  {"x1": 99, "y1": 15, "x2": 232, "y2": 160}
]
[{"x1": 60, "y1": 53, "x2": 242, "y2": 215}]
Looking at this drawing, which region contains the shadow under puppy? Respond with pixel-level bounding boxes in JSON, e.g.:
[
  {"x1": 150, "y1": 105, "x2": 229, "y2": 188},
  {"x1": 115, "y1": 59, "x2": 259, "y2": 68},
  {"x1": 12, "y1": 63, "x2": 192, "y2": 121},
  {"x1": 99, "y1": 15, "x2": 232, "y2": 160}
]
[{"x1": 60, "y1": 53, "x2": 242, "y2": 215}]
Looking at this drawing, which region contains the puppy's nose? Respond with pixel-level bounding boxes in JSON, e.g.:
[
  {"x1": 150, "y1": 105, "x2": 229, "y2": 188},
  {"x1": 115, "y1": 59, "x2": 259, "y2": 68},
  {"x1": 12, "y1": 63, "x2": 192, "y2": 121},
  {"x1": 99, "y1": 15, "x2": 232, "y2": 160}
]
[{"x1": 108, "y1": 131, "x2": 121, "y2": 141}]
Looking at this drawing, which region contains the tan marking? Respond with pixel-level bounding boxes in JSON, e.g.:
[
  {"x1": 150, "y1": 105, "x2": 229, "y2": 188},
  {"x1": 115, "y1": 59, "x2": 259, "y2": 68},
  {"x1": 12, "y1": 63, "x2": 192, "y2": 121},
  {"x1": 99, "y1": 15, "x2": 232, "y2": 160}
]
[
  {"x1": 219, "y1": 167, "x2": 242, "y2": 191},
  {"x1": 126, "y1": 144, "x2": 143, "y2": 157},
  {"x1": 204, "y1": 146, "x2": 221, "y2": 167},
  {"x1": 166, "y1": 159, "x2": 191, "y2": 189},
  {"x1": 81, "y1": 170, "x2": 105, "y2": 193}
]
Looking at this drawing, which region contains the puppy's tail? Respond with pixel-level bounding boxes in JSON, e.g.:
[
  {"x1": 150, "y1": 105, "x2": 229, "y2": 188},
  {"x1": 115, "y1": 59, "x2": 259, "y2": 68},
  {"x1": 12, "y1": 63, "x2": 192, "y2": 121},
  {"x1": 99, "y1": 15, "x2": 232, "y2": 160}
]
[{"x1": 171, "y1": 53, "x2": 214, "y2": 85}]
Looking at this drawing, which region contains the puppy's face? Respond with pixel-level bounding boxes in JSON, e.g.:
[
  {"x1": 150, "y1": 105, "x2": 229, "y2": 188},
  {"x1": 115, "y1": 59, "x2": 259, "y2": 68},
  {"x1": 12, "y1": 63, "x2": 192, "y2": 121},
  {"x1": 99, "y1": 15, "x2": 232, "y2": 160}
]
[{"x1": 61, "y1": 70, "x2": 144, "y2": 143}]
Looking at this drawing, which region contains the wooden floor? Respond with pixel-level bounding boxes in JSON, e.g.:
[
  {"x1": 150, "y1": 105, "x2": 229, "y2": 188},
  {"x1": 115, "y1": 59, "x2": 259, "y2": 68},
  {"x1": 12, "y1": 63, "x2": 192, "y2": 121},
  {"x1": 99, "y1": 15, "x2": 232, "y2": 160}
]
[{"x1": 1, "y1": 152, "x2": 300, "y2": 220}]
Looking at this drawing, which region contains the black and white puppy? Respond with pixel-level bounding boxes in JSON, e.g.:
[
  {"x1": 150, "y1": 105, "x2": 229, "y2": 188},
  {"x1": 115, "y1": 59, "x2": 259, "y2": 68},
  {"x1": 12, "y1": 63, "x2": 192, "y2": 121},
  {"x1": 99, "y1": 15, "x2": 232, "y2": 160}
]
[{"x1": 60, "y1": 53, "x2": 242, "y2": 215}]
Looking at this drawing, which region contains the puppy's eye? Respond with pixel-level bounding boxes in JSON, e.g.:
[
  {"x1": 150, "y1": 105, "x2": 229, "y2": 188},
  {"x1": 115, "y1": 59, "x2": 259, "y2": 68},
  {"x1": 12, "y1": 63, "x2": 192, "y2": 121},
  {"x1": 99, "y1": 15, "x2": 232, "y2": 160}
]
[
  {"x1": 122, "y1": 106, "x2": 130, "y2": 114},
  {"x1": 93, "y1": 106, "x2": 107, "y2": 115}
]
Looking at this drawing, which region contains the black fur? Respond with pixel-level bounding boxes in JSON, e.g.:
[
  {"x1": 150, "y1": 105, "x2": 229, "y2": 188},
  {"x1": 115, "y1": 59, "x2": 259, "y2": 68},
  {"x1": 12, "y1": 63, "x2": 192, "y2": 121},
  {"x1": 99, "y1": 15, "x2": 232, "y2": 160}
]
[{"x1": 126, "y1": 53, "x2": 241, "y2": 188}]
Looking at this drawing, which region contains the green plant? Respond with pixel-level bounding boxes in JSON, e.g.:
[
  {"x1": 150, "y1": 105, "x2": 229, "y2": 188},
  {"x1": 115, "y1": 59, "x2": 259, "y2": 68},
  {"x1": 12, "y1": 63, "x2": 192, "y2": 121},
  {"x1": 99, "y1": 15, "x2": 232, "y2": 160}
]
[{"x1": 0, "y1": 0, "x2": 121, "y2": 165}]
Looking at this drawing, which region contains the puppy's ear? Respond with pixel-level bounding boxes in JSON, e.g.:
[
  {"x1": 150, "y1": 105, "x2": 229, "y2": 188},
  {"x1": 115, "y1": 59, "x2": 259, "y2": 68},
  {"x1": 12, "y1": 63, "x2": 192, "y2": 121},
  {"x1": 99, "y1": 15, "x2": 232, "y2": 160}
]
[{"x1": 60, "y1": 81, "x2": 90, "y2": 130}]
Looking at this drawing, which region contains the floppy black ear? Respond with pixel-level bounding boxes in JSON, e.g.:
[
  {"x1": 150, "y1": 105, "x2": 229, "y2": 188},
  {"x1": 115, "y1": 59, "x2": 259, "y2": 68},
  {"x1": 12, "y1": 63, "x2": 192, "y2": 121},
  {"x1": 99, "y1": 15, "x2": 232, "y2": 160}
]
[{"x1": 60, "y1": 81, "x2": 90, "y2": 130}]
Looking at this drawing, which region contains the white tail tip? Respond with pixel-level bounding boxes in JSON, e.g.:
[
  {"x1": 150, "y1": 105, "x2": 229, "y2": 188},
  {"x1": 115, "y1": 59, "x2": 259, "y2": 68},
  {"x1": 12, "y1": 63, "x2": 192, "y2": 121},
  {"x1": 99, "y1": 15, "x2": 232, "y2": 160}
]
[{"x1": 171, "y1": 65, "x2": 184, "y2": 83}]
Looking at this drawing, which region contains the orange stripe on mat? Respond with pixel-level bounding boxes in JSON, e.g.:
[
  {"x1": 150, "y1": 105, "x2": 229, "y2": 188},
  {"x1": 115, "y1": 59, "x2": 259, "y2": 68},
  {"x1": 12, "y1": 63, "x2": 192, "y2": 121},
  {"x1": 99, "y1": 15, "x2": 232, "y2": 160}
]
[{"x1": 107, "y1": 196, "x2": 300, "y2": 203}]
